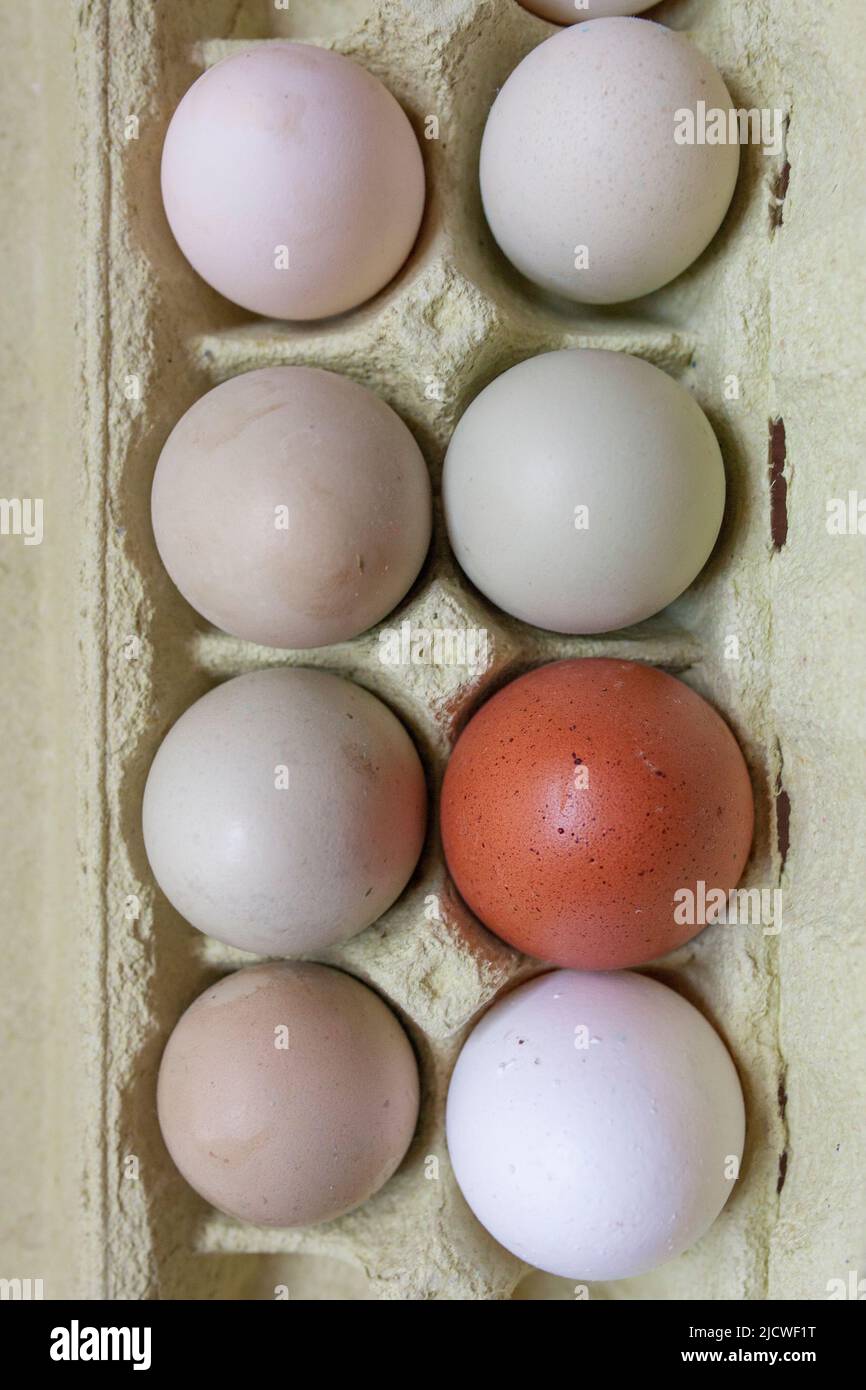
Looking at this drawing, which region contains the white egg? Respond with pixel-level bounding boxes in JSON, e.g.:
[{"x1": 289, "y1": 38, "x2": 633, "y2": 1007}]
[
  {"x1": 142, "y1": 668, "x2": 427, "y2": 956},
  {"x1": 481, "y1": 18, "x2": 740, "y2": 303},
  {"x1": 446, "y1": 970, "x2": 745, "y2": 1281},
  {"x1": 442, "y1": 349, "x2": 725, "y2": 635}
]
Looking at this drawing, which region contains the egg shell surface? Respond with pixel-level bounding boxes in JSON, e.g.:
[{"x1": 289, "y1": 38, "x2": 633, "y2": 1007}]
[
  {"x1": 442, "y1": 349, "x2": 725, "y2": 635},
  {"x1": 161, "y1": 44, "x2": 425, "y2": 320},
  {"x1": 446, "y1": 969, "x2": 745, "y2": 1280},
  {"x1": 158, "y1": 962, "x2": 420, "y2": 1227},
  {"x1": 440, "y1": 658, "x2": 754, "y2": 970},
  {"x1": 519, "y1": 1, "x2": 657, "y2": 20},
  {"x1": 143, "y1": 668, "x2": 427, "y2": 956},
  {"x1": 480, "y1": 18, "x2": 740, "y2": 303},
  {"x1": 152, "y1": 366, "x2": 432, "y2": 650}
]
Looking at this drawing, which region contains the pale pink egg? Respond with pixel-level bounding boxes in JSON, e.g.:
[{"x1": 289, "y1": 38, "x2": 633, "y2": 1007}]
[{"x1": 161, "y1": 44, "x2": 425, "y2": 320}]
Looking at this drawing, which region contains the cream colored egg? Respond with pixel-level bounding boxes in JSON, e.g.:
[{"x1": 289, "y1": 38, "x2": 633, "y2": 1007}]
[
  {"x1": 519, "y1": 1, "x2": 657, "y2": 20},
  {"x1": 152, "y1": 367, "x2": 431, "y2": 651},
  {"x1": 161, "y1": 44, "x2": 425, "y2": 320},
  {"x1": 142, "y1": 668, "x2": 427, "y2": 956},
  {"x1": 480, "y1": 19, "x2": 740, "y2": 303},
  {"x1": 442, "y1": 349, "x2": 725, "y2": 634},
  {"x1": 158, "y1": 962, "x2": 419, "y2": 1227}
]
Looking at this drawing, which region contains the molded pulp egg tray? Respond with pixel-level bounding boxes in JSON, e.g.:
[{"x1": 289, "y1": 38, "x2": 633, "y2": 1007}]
[{"x1": 67, "y1": 0, "x2": 864, "y2": 1299}]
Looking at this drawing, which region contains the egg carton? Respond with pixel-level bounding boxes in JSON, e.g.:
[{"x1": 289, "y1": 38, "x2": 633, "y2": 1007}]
[{"x1": 58, "y1": 0, "x2": 865, "y2": 1300}]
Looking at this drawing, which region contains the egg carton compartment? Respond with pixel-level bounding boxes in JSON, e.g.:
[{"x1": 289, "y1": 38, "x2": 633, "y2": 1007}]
[{"x1": 27, "y1": 0, "x2": 860, "y2": 1301}]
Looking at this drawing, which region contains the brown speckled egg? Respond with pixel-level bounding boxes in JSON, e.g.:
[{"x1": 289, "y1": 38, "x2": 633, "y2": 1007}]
[
  {"x1": 157, "y1": 962, "x2": 420, "y2": 1228},
  {"x1": 440, "y1": 659, "x2": 754, "y2": 970}
]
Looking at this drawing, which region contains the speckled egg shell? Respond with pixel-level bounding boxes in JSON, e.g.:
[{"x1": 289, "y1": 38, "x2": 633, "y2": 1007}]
[
  {"x1": 158, "y1": 962, "x2": 420, "y2": 1227},
  {"x1": 480, "y1": 19, "x2": 740, "y2": 304},
  {"x1": 440, "y1": 658, "x2": 754, "y2": 970}
]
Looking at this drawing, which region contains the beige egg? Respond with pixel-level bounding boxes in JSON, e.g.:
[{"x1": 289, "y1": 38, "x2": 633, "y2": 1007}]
[
  {"x1": 481, "y1": 18, "x2": 740, "y2": 303},
  {"x1": 152, "y1": 367, "x2": 431, "y2": 650},
  {"x1": 161, "y1": 44, "x2": 425, "y2": 320},
  {"x1": 142, "y1": 668, "x2": 427, "y2": 956},
  {"x1": 519, "y1": 1, "x2": 656, "y2": 19},
  {"x1": 158, "y1": 962, "x2": 420, "y2": 1227},
  {"x1": 443, "y1": 349, "x2": 725, "y2": 634}
]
